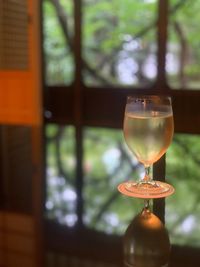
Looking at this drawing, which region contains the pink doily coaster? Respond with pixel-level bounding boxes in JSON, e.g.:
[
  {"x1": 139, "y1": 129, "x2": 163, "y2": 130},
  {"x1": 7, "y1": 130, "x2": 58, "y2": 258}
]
[{"x1": 118, "y1": 181, "x2": 175, "y2": 199}]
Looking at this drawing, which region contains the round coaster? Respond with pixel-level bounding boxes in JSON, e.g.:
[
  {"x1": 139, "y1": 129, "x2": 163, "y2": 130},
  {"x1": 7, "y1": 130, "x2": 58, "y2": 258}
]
[{"x1": 118, "y1": 181, "x2": 175, "y2": 199}]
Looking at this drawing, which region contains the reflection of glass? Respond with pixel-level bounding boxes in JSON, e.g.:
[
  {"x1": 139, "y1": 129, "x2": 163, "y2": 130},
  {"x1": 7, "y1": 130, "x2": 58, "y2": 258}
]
[
  {"x1": 118, "y1": 95, "x2": 174, "y2": 199},
  {"x1": 124, "y1": 207, "x2": 170, "y2": 266}
]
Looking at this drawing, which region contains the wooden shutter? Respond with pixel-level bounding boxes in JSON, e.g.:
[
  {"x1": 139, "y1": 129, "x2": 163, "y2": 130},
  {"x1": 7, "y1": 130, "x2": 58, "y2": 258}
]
[{"x1": 0, "y1": 0, "x2": 42, "y2": 126}]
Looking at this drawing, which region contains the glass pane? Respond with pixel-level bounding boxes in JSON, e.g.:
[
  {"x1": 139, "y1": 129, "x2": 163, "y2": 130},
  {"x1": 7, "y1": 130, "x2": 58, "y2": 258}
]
[
  {"x1": 166, "y1": 134, "x2": 200, "y2": 247},
  {"x1": 167, "y1": 1, "x2": 200, "y2": 89},
  {"x1": 83, "y1": 0, "x2": 158, "y2": 87},
  {"x1": 83, "y1": 127, "x2": 144, "y2": 234},
  {"x1": 45, "y1": 124, "x2": 77, "y2": 226},
  {"x1": 43, "y1": 0, "x2": 74, "y2": 85}
]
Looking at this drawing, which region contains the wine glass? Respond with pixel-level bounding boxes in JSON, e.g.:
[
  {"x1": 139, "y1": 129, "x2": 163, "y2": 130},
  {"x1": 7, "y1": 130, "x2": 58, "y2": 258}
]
[{"x1": 118, "y1": 95, "x2": 175, "y2": 199}]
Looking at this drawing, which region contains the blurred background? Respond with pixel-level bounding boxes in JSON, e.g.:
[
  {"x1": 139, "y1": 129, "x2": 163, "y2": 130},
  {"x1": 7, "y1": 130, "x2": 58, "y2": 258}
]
[{"x1": 1, "y1": 0, "x2": 200, "y2": 266}]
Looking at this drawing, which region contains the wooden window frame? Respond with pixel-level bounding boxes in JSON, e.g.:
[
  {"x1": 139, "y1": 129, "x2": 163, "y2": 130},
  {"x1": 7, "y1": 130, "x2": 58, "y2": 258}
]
[{"x1": 43, "y1": 0, "x2": 200, "y2": 266}]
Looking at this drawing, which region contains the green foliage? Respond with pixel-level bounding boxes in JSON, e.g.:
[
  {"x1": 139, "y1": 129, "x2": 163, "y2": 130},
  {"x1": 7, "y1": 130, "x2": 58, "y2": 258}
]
[
  {"x1": 166, "y1": 134, "x2": 200, "y2": 247},
  {"x1": 45, "y1": 125, "x2": 76, "y2": 223},
  {"x1": 168, "y1": 0, "x2": 200, "y2": 88},
  {"x1": 44, "y1": 0, "x2": 158, "y2": 86},
  {"x1": 43, "y1": 0, "x2": 74, "y2": 85},
  {"x1": 83, "y1": 127, "x2": 142, "y2": 234},
  {"x1": 82, "y1": 0, "x2": 157, "y2": 86},
  {"x1": 46, "y1": 124, "x2": 200, "y2": 245},
  {"x1": 43, "y1": 0, "x2": 200, "y2": 87}
]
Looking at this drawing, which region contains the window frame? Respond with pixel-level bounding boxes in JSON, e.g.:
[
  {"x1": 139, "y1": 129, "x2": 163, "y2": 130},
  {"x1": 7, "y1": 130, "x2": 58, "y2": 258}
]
[{"x1": 42, "y1": 0, "x2": 200, "y2": 265}]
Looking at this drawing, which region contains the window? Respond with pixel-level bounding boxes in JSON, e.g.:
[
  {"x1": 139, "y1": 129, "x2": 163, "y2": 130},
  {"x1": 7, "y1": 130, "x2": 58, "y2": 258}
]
[
  {"x1": 82, "y1": 0, "x2": 157, "y2": 87},
  {"x1": 43, "y1": 0, "x2": 200, "y2": 265}
]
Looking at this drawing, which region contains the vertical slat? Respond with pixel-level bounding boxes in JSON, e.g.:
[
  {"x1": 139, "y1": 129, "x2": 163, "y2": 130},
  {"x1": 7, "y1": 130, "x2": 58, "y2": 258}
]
[
  {"x1": 0, "y1": 126, "x2": 32, "y2": 213},
  {"x1": 74, "y1": 0, "x2": 84, "y2": 226},
  {"x1": 153, "y1": 0, "x2": 169, "y2": 222},
  {"x1": 31, "y1": 126, "x2": 45, "y2": 267},
  {"x1": 0, "y1": 1, "x2": 3, "y2": 68},
  {"x1": 157, "y1": 0, "x2": 169, "y2": 87},
  {"x1": 30, "y1": 0, "x2": 44, "y2": 263},
  {"x1": 0, "y1": 126, "x2": 7, "y2": 209},
  {"x1": 153, "y1": 155, "x2": 166, "y2": 223}
]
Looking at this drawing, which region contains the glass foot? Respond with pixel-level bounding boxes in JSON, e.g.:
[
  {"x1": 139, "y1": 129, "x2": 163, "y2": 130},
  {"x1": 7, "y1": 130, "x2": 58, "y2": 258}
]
[{"x1": 118, "y1": 180, "x2": 175, "y2": 199}]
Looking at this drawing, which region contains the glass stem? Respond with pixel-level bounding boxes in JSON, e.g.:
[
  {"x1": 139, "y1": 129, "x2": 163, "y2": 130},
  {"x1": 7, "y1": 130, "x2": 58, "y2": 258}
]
[
  {"x1": 144, "y1": 199, "x2": 150, "y2": 210},
  {"x1": 144, "y1": 165, "x2": 151, "y2": 182}
]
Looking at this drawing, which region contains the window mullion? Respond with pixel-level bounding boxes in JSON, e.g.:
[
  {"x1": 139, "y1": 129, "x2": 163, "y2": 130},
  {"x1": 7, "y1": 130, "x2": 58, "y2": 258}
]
[
  {"x1": 74, "y1": 0, "x2": 84, "y2": 227},
  {"x1": 152, "y1": 0, "x2": 169, "y2": 223},
  {"x1": 157, "y1": 0, "x2": 169, "y2": 87},
  {"x1": 153, "y1": 155, "x2": 166, "y2": 223}
]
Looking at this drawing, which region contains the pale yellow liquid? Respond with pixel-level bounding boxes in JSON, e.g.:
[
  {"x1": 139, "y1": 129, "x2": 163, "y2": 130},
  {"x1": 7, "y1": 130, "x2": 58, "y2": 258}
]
[{"x1": 124, "y1": 111, "x2": 174, "y2": 166}]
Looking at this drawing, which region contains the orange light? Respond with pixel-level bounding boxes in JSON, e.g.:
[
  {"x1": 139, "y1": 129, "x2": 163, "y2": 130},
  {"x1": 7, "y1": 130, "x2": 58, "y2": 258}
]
[{"x1": 0, "y1": 71, "x2": 42, "y2": 126}]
